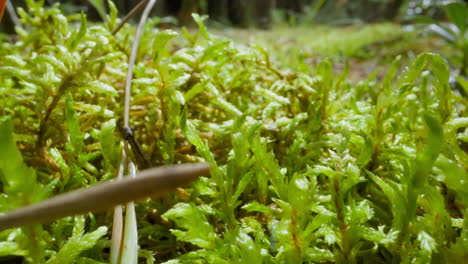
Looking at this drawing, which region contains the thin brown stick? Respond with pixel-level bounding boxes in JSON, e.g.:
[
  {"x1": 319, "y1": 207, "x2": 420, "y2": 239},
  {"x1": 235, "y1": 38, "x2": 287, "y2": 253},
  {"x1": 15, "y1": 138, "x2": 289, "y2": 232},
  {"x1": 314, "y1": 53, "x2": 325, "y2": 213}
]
[
  {"x1": 111, "y1": 0, "x2": 149, "y2": 36},
  {"x1": 0, "y1": 163, "x2": 210, "y2": 230}
]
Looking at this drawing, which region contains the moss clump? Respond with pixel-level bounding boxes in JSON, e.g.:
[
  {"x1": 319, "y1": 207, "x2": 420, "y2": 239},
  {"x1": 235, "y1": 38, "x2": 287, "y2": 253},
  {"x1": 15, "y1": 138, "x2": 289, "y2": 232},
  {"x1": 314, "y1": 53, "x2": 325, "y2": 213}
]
[{"x1": 0, "y1": 2, "x2": 467, "y2": 263}]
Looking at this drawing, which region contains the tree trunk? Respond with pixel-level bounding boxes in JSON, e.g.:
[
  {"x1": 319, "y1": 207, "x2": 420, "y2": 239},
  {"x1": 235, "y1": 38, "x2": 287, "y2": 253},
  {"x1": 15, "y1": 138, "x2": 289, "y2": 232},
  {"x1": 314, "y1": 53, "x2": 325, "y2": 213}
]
[
  {"x1": 254, "y1": 0, "x2": 275, "y2": 29},
  {"x1": 229, "y1": 0, "x2": 252, "y2": 27},
  {"x1": 229, "y1": 0, "x2": 275, "y2": 28},
  {"x1": 383, "y1": 0, "x2": 404, "y2": 20},
  {"x1": 207, "y1": 0, "x2": 229, "y2": 23}
]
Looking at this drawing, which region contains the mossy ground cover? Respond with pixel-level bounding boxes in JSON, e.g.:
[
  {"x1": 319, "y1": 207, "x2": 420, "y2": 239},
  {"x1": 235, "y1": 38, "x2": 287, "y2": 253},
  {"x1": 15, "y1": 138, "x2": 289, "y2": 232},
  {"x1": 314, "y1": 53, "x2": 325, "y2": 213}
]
[{"x1": 0, "y1": 1, "x2": 467, "y2": 264}]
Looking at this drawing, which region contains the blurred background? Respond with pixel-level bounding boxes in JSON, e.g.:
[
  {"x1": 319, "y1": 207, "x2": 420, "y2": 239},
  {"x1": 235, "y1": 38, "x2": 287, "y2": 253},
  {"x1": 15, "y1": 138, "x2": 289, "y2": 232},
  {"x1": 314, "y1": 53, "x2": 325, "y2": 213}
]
[
  {"x1": 2, "y1": 0, "x2": 467, "y2": 83},
  {"x1": 1, "y1": 0, "x2": 464, "y2": 32}
]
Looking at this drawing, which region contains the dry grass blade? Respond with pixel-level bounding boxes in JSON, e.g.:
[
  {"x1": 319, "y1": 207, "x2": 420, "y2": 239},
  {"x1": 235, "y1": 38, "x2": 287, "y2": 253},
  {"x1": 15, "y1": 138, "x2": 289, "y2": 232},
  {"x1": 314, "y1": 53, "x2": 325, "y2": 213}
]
[
  {"x1": 111, "y1": 0, "x2": 157, "y2": 262},
  {"x1": 0, "y1": 163, "x2": 210, "y2": 230},
  {"x1": 110, "y1": 151, "x2": 127, "y2": 264},
  {"x1": 123, "y1": 0, "x2": 156, "y2": 127},
  {"x1": 121, "y1": 162, "x2": 138, "y2": 264}
]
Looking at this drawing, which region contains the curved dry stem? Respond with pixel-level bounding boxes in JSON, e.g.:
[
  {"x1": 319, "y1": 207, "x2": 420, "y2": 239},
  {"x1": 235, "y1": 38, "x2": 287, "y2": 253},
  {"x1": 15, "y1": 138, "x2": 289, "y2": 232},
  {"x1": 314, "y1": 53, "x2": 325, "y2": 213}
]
[{"x1": 123, "y1": 0, "x2": 157, "y2": 127}]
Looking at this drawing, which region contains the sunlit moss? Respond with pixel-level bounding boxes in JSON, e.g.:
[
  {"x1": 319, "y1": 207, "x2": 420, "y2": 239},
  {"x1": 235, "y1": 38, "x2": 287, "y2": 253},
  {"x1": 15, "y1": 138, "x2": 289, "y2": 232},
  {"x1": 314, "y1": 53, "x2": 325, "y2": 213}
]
[{"x1": 0, "y1": 2, "x2": 467, "y2": 264}]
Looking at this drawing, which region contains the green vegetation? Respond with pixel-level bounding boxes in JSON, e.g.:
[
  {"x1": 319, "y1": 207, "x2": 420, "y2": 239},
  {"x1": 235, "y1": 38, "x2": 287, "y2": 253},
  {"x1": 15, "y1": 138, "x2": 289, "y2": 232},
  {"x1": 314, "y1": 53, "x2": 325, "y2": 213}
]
[
  {"x1": 421, "y1": 2, "x2": 468, "y2": 78},
  {"x1": 0, "y1": 1, "x2": 467, "y2": 263}
]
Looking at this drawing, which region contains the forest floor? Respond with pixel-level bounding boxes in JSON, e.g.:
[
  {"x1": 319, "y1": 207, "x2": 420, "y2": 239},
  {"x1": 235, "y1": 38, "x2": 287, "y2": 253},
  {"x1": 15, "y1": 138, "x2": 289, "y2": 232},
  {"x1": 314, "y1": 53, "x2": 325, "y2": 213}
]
[{"x1": 214, "y1": 23, "x2": 449, "y2": 82}]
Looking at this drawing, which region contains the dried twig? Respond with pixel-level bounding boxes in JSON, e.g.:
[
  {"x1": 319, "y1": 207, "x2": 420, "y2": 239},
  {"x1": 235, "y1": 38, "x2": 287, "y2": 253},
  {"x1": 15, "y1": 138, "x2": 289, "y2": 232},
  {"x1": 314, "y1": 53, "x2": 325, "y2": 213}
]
[
  {"x1": 0, "y1": 163, "x2": 210, "y2": 230},
  {"x1": 111, "y1": 0, "x2": 150, "y2": 35}
]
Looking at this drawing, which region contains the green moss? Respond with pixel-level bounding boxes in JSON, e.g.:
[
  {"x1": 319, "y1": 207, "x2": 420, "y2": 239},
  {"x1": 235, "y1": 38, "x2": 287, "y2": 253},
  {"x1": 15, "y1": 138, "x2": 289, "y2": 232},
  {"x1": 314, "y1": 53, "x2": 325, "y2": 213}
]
[{"x1": 0, "y1": 2, "x2": 467, "y2": 263}]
